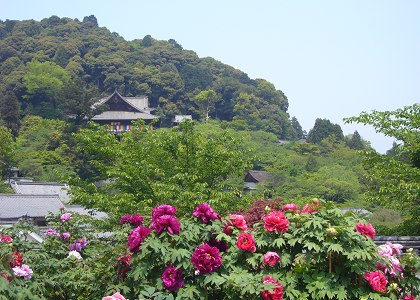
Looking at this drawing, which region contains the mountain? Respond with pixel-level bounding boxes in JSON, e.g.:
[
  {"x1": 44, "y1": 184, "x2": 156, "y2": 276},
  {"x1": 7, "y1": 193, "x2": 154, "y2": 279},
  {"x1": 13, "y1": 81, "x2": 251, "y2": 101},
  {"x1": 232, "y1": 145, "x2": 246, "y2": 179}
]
[{"x1": 0, "y1": 15, "x2": 302, "y2": 139}]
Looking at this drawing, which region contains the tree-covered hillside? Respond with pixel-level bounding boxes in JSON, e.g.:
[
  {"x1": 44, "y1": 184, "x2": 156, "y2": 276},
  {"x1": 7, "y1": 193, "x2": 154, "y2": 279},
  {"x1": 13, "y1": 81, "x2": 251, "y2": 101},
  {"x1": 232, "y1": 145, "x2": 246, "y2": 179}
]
[{"x1": 0, "y1": 15, "x2": 300, "y2": 139}]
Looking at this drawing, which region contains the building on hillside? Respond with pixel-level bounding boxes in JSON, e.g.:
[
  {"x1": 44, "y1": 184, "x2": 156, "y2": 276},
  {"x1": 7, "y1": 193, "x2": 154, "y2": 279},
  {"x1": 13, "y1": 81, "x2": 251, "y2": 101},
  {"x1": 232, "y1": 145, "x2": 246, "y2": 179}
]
[
  {"x1": 92, "y1": 90, "x2": 159, "y2": 132},
  {"x1": 243, "y1": 170, "x2": 270, "y2": 192},
  {"x1": 10, "y1": 181, "x2": 71, "y2": 203},
  {"x1": 173, "y1": 115, "x2": 192, "y2": 125}
]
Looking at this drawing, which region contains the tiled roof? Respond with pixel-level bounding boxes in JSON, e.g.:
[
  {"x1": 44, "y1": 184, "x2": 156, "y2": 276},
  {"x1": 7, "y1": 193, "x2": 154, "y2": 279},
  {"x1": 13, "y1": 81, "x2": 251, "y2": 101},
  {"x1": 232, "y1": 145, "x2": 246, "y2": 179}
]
[
  {"x1": 244, "y1": 170, "x2": 270, "y2": 183},
  {"x1": 0, "y1": 194, "x2": 62, "y2": 219},
  {"x1": 91, "y1": 111, "x2": 158, "y2": 121},
  {"x1": 10, "y1": 181, "x2": 71, "y2": 203}
]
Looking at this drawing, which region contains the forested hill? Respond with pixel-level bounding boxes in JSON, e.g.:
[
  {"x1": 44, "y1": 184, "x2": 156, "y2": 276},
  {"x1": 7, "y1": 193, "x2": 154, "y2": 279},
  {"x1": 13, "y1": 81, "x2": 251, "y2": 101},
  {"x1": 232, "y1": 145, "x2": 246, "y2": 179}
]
[{"x1": 0, "y1": 15, "x2": 302, "y2": 139}]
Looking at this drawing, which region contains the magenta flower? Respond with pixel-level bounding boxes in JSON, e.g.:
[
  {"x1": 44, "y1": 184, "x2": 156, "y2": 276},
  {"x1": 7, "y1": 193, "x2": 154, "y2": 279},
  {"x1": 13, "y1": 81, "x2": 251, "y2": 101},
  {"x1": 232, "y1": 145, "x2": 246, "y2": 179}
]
[
  {"x1": 0, "y1": 235, "x2": 13, "y2": 243},
  {"x1": 102, "y1": 293, "x2": 126, "y2": 300},
  {"x1": 119, "y1": 214, "x2": 144, "y2": 227},
  {"x1": 282, "y1": 203, "x2": 299, "y2": 212},
  {"x1": 12, "y1": 264, "x2": 33, "y2": 280},
  {"x1": 263, "y1": 211, "x2": 290, "y2": 233},
  {"x1": 355, "y1": 223, "x2": 376, "y2": 240},
  {"x1": 162, "y1": 265, "x2": 184, "y2": 292},
  {"x1": 151, "y1": 215, "x2": 181, "y2": 235},
  {"x1": 404, "y1": 296, "x2": 415, "y2": 300},
  {"x1": 363, "y1": 271, "x2": 387, "y2": 292},
  {"x1": 61, "y1": 232, "x2": 71, "y2": 239},
  {"x1": 60, "y1": 213, "x2": 72, "y2": 222},
  {"x1": 69, "y1": 237, "x2": 88, "y2": 252},
  {"x1": 264, "y1": 251, "x2": 281, "y2": 266},
  {"x1": 193, "y1": 203, "x2": 220, "y2": 224},
  {"x1": 126, "y1": 225, "x2": 151, "y2": 253},
  {"x1": 152, "y1": 204, "x2": 177, "y2": 221},
  {"x1": 45, "y1": 229, "x2": 59, "y2": 236},
  {"x1": 191, "y1": 244, "x2": 222, "y2": 274}
]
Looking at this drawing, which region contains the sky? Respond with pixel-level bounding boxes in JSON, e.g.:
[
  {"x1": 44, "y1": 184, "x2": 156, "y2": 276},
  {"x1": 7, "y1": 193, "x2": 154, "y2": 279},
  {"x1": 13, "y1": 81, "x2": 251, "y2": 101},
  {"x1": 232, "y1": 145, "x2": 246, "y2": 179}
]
[{"x1": 1, "y1": 0, "x2": 419, "y2": 153}]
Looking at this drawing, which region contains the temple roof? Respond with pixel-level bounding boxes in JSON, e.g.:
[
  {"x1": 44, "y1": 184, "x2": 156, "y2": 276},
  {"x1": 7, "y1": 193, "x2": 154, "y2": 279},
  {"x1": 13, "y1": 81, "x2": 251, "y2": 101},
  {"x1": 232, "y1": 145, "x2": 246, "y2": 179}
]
[
  {"x1": 0, "y1": 194, "x2": 62, "y2": 219},
  {"x1": 10, "y1": 181, "x2": 71, "y2": 203},
  {"x1": 92, "y1": 111, "x2": 158, "y2": 121}
]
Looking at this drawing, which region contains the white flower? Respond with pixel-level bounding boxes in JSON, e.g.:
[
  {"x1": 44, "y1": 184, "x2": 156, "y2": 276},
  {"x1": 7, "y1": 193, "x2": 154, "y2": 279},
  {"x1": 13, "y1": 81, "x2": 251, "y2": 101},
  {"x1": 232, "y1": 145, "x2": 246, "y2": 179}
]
[{"x1": 67, "y1": 250, "x2": 82, "y2": 260}]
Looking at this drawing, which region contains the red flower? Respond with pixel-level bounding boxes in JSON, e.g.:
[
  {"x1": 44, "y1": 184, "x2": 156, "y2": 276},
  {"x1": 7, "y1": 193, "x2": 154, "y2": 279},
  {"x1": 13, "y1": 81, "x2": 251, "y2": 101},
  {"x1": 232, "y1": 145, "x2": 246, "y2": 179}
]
[
  {"x1": 116, "y1": 253, "x2": 131, "y2": 280},
  {"x1": 355, "y1": 223, "x2": 376, "y2": 240},
  {"x1": 0, "y1": 235, "x2": 13, "y2": 243},
  {"x1": 264, "y1": 252, "x2": 281, "y2": 266},
  {"x1": 162, "y1": 265, "x2": 184, "y2": 292},
  {"x1": 404, "y1": 296, "x2": 415, "y2": 300},
  {"x1": 193, "y1": 203, "x2": 220, "y2": 224},
  {"x1": 236, "y1": 233, "x2": 256, "y2": 252},
  {"x1": 1, "y1": 272, "x2": 11, "y2": 282},
  {"x1": 8, "y1": 251, "x2": 23, "y2": 268},
  {"x1": 281, "y1": 203, "x2": 299, "y2": 212},
  {"x1": 261, "y1": 276, "x2": 284, "y2": 300},
  {"x1": 126, "y1": 225, "x2": 151, "y2": 253},
  {"x1": 191, "y1": 244, "x2": 222, "y2": 274},
  {"x1": 119, "y1": 214, "x2": 144, "y2": 227},
  {"x1": 263, "y1": 211, "x2": 289, "y2": 233},
  {"x1": 301, "y1": 199, "x2": 320, "y2": 214},
  {"x1": 363, "y1": 271, "x2": 388, "y2": 293}
]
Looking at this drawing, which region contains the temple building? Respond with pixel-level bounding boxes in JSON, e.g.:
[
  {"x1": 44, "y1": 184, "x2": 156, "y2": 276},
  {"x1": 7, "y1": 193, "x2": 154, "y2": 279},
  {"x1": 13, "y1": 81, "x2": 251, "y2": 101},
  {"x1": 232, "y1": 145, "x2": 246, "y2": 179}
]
[{"x1": 92, "y1": 90, "x2": 159, "y2": 132}]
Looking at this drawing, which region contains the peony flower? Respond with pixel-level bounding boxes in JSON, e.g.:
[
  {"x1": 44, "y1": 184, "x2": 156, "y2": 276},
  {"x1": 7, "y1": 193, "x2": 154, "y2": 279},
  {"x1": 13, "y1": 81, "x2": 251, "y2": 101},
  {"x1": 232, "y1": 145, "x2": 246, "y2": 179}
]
[
  {"x1": 126, "y1": 225, "x2": 151, "y2": 253},
  {"x1": 67, "y1": 250, "x2": 82, "y2": 260},
  {"x1": 162, "y1": 265, "x2": 184, "y2": 292},
  {"x1": 228, "y1": 214, "x2": 248, "y2": 230},
  {"x1": 404, "y1": 296, "x2": 415, "y2": 300},
  {"x1": 191, "y1": 244, "x2": 222, "y2": 274},
  {"x1": 102, "y1": 292, "x2": 126, "y2": 300},
  {"x1": 45, "y1": 228, "x2": 60, "y2": 236},
  {"x1": 60, "y1": 212, "x2": 72, "y2": 222},
  {"x1": 263, "y1": 211, "x2": 290, "y2": 233},
  {"x1": 119, "y1": 214, "x2": 144, "y2": 227},
  {"x1": 116, "y1": 253, "x2": 131, "y2": 280},
  {"x1": 282, "y1": 203, "x2": 299, "y2": 212},
  {"x1": 236, "y1": 233, "x2": 256, "y2": 252},
  {"x1": 8, "y1": 251, "x2": 23, "y2": 268},
  {"x1": 152, "y1": 204, "x2": 177, "y2": 221},
  {"x1": 264, "y1": 252, "x2": 281, "y2": 266},
  {"x1": 151, "y1": 215, "x2": 181, "y2": 235},
  {"x1": 0, "y1": 235, "x2": 13, "y2": 243},
  {"x1": 69, "y1": 237, "x2": 88, "y2": 252},
  {"x1": 363, "y1": 271, "x2": 388, "y2": 293},
  {"x1": 261, "y1": 276, "x2": 284, "y2": 300},
  {"x1": 377, "y1": 244, "x2": 393, "y2": 257},
  {"x1": 193, "y1": 203, "x2": 220, "y2": 224},
  {"x1": 61, "y1": 232, "x2": 71, "y2": 239},
  {"x1": 12, "y1": 264, "x2": 33, "y2": 280},
  {"x1": 208, "y1": 237, "x2": 228, "y2": 253},
  {"x1": 355, "y1": 223, "x2": 376, "y2": 239},
  {"x1": 385, "y1": 242, "x2": 403, "y2": 256}
]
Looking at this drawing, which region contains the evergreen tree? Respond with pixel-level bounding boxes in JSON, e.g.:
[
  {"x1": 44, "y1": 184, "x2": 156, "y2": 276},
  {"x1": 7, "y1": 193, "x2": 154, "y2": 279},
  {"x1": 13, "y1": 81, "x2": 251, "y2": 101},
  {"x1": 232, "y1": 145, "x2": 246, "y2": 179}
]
[
  {"x1": 346, "y1": 130, "x2": 364, "y2": 150},
  {"x1": 307, "y1": 118, "x2": 344, "y2": 144}
]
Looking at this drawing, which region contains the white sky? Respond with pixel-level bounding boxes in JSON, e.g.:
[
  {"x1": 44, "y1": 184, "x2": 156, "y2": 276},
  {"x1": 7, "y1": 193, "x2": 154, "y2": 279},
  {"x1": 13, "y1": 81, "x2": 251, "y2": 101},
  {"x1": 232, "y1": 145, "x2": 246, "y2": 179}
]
[{"x1": 1, "y1": 0, "x2": 419, "y2": 153}]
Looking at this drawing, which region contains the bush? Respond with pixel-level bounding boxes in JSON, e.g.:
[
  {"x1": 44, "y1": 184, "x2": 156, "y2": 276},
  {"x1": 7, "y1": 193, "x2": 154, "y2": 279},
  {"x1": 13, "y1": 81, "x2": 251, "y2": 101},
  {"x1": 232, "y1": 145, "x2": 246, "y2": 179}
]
[{"x1": 1, "y1": 199, "x2": 419, "y2": 299}]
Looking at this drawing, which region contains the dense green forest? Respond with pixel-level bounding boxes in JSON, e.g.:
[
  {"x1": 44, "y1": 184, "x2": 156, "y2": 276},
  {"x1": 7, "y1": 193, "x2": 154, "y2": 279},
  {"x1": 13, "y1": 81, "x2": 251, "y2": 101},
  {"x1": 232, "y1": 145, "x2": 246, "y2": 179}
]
[{"x1": 0, "y1": 16, "x2": 418, "y2": 234}]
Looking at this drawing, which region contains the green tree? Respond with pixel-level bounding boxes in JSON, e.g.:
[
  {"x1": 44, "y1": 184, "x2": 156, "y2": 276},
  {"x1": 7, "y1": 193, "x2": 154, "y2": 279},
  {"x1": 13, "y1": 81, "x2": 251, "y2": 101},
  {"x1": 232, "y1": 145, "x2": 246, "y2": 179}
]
[
  {"x1": 194, "y1": 89, "x2": 219, "y2": 123},
  {"x1": 344, "y1": 104, "x2": 420, "y2": 233},
  {"x1": 71, "y1": 120, "x2": 252, "y2": 215},
  {"x1": 0, "y1": 126, "x2": 15, "y2": 179},
  {"x1": 346, "y1": 130, "x2": 365, "y2": 150},
  {"x1": 0, "y1": 86, "x2": 20, "y2": 135},
  {"x1": 307, "y1": 118, "x2": 344, "y2": 144}
]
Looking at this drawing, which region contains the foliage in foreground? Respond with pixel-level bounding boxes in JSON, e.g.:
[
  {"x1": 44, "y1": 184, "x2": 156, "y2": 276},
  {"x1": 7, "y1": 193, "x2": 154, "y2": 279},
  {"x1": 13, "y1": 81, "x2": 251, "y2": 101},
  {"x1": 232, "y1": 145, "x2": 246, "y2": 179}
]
[{"x1": 1, "y1": 199, "x2": 419, "y2": 300}]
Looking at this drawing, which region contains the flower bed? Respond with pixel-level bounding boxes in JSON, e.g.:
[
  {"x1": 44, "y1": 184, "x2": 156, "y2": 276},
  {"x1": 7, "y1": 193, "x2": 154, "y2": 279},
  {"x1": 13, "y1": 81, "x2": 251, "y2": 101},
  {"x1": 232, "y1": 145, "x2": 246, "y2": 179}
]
[{"x1": 1, "y1": 199, "x2": 419, "y2": 299}]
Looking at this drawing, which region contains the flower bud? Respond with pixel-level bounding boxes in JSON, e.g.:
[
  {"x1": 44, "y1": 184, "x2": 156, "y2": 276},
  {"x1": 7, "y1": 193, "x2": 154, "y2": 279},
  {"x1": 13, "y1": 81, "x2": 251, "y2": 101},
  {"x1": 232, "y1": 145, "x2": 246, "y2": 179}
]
[
  {"x1": 327, "y1": 227, "x2": 337, "y2": 236},
  {"x1": 265, "y1": 206, "x2": 271, "y2": 213}
]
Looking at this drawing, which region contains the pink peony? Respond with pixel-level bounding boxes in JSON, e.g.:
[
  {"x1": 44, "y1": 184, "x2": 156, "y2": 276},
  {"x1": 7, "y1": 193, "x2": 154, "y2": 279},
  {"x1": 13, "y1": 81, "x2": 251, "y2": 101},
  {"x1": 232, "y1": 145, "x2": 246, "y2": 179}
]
[
  {"x1": 12, "y1": 264, "x2": 33, "y2": 280},
  {"x1": 162, "y1": 265, "x2": 184, "y2": 292},
  {"x1": 119, "y1": 214, "x2": 144, "y2": 227},
  {"x1": 263, "y1": 211, "x2": 290, "y2": 233},
  {"x1": 227, "y1": 214, "x2": 248, "y2": 230},
  {"x1": 60, "y1": 212, "x2": 72, "y2": 222},
  {"x1": 61, "y1": 232, "x2": 71, "y2": 239},
  {"x1": 45, "y1": 228, "x2": 59, "y2": 236},
  {"x1": 191, "y1": 244, "x2": 222, "y2": 274},
  {"x1": 355, "y1": 223, "x2": 376, "y2": 239},
  {"x1": 261, "y1": 276, "x2": 284, "y2": 300},
  {"x1": 404, "y1": 296, "x2": 415, "y2": 300},
  {"x1": 0, "y1": 235, "x2": 13, "y2": 243},
  {"x1": 281, "y1": 203, "x2": 299, "y2": 212},
  {"x1": 193, "y1": 203, "x2": 220, "y2": 224},
  {"x1": 152, "y1": 204, "x2": 177, "y2": 221},
  {"x1": 236, "y1": 233, "x2": 256, "y2": 252},
  {"x1": 126, "y1": 225, "x2": 151, "y2": 253},
  {"x1": 377, "y1": 244, "x2": 393, "y2": 257},
  {"x1": 151, "y1": 215, "x2": 181, "y2": 235},
  {"x1": 363, "y1": 271, "x2": 388, "y2": 293},
  {"x1": 102, "y1": 292, "x2": 126, "y2": 300},
  {"x1": 385, "y1": 242, "x2": 403, "y2": 256},
  {"x1": 264, "y1": 252, "x2": 281, "y2": 266}
]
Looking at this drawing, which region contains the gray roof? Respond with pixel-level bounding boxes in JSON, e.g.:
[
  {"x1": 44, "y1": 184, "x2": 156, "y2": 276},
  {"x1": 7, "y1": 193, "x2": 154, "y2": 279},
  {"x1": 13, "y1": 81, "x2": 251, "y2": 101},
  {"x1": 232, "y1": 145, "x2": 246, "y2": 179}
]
[
  {"x1": 92, "y1": 111, "x2": 158, "y2": 121},
  {"x1": 11, "y1": 181, "x2": 71, "y2": 203},
  {"x1": 96, "y1": 90, "x2": 150, "y2": 111},
  {"x1": 0, "y1": 194, "x2": 62, "y2": 220},
  {"x1": 65, "y1": 205, "x2": 108, "y2": 219},
  {"x1": 244, "y1": 170, "x2": 270, "y2": 183}
]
